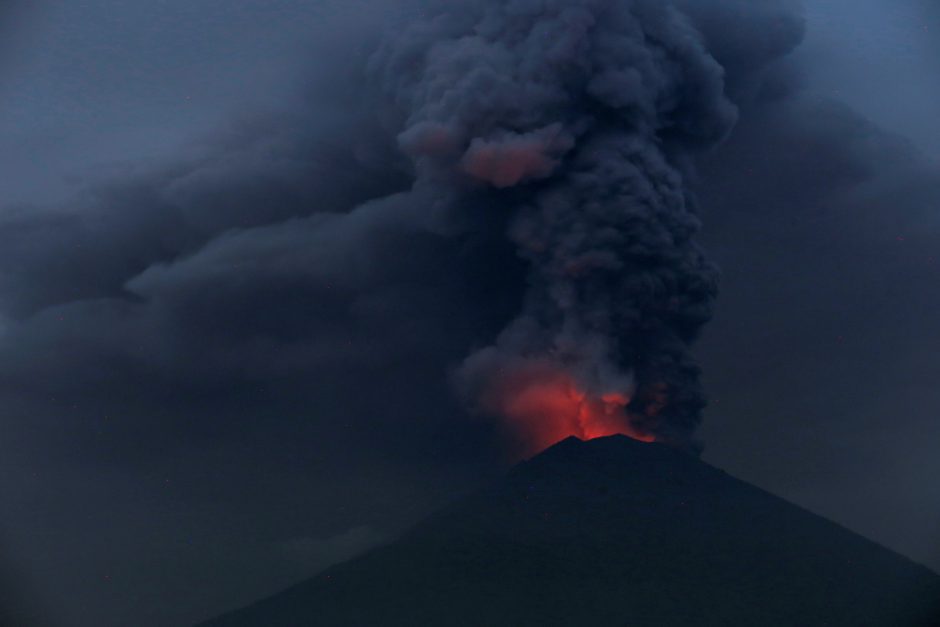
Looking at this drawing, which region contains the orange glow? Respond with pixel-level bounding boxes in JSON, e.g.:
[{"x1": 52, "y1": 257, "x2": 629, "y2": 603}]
[{"x1": 483, "y1": 367, "x2": 654, "y2": 458}]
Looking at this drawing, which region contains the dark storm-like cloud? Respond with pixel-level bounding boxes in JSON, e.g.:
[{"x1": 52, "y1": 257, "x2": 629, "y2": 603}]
[
  {"x1": 0, "y1": 0, "x2": 805, "y2": 457},
  {"x1": 0, "y1": 104, "x2": 409, "y2": 318},
  {"x1": 675, "y1": 0, "x2": 804, "y2": 90}
]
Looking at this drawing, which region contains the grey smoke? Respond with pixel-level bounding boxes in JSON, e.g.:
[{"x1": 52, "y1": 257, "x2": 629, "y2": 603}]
[{"x1": 367, "y1": 0, "x2": 803, "y2": 446}]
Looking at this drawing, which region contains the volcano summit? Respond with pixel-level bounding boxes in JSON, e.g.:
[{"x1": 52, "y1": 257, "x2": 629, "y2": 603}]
[{"x1": 199, "y1": 436, "x2": 940, "y2": 626}]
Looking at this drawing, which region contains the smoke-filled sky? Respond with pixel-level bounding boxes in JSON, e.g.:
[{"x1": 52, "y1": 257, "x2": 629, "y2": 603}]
[{"x1": 1, "y1": 1, "x2": 938, "y2": 626}]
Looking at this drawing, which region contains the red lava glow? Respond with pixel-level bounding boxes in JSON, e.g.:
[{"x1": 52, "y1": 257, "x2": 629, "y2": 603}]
[{"x1": 483, "y1": 368, "x2": 655, "y2": 458}]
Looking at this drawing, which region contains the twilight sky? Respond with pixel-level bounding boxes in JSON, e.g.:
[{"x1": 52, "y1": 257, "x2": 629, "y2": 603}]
[{"x1": 1, "y1": 1, "x2": 938, "y2": 626}]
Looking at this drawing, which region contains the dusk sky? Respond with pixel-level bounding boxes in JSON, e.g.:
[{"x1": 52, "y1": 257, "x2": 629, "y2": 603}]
[{"x1": 1, "y1": 2, "x2": 938, "y2": 626}]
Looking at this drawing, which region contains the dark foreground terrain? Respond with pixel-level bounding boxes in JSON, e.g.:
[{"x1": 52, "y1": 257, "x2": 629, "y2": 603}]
[{"x1": 200, "y1": 435, "x2": 940, "y2": 626}]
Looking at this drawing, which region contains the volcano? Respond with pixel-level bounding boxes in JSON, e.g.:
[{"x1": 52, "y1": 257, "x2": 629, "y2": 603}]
[{"x1": 198, "y1": 436, "x2": 940, "y2": 626}]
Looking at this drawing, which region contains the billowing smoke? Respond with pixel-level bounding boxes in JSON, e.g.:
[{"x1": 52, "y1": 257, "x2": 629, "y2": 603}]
[
  {"x1": 0, "y1": 0, "x2": 804, "y2": 470},
  {"x1": 368, "y1": 0, "x2": 740, "y2": 453}
]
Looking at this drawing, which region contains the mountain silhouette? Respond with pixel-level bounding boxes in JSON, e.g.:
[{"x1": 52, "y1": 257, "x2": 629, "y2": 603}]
[{"x1": 198, "y1": 435, "x2": 940, "y2": 626}]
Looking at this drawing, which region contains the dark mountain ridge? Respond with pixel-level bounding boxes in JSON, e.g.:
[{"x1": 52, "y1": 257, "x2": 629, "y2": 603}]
[{"x1": 200, "y1": 435, "x2": 940, "y2": 626}]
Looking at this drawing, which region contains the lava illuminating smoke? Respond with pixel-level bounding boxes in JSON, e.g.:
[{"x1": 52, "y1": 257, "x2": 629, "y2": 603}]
[{"x1": 480, "y1": 362, "x2": 655, "y2": 458}]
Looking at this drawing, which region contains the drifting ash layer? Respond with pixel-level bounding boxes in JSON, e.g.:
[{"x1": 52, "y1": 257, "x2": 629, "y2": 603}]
[{"x1": 200, "y1": 435, "x2": 940, "y2": 626}]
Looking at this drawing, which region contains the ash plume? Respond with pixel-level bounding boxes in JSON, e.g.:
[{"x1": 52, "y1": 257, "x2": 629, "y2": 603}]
[{"x1": 369, "y1": 0, "x2": 741, "y2": 449}]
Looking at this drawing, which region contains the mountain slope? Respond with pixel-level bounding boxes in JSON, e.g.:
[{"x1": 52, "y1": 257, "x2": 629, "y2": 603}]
[{"x1": 199, "y1": 435, "x2": 940, "y2": 626}]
